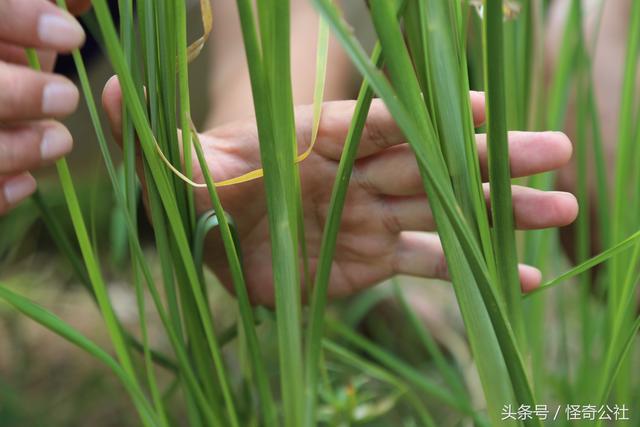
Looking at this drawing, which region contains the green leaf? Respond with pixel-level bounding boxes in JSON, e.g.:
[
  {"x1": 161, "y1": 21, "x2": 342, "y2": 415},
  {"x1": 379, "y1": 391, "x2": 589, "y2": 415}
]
[
  {"x1": 526, "y1": 228, "x2": 640, "y2": 297},
  {"x1": 234, "y1": 1, "x2": 304, "y2": 425},
  {"x1": 305, "y1": 41, "x2": 383, "y2": 427},
  {"x1": 191, "y1": 127, "x2": 277, "y2": 427},
  {"x1": 327, "y1": 320, "x2": 487, "y2": 425},
  {"x1": 0, "y1": 285, "x2": 157, "y2": 426},
  {"x1": 483, "y1": 0, "x2": 526, "y2": 345},
  {"x1": 312, "y1": 2, "x2": 538, "y2": 425}
]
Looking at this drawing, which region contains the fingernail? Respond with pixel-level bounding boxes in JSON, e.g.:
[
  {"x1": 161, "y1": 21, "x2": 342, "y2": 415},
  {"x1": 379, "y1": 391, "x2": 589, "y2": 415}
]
[
  {"x1": 3, "y1": 174, "x2": 37, "y2": 205},
  {"x1": 520, "y1": 264, "x2": 542, "y2": 281},
  {"x1": 41, "y1": 126, "x2": 73, "y2": 161},
  {"x1": 519, "y1": 264, "x2": 542, "y2": 293},
  {"x1": 42, "y1": 82, "x2": 79, "y2": 116},
  {"x1": 551, "y1": 191, "x2": 578, "y2": 202},
  {"x1": 38, "y1": 13, "x2": 85, "y2": 49}
]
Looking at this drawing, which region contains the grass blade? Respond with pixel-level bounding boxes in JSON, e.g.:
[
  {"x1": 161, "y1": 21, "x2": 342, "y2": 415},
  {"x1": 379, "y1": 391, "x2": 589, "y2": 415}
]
[
  {"x1": 327, "y1": 320, "x2": 487, "y2": 425},
  {"x1": 483, "y1": 0, "x2": 525, "y2": 344},
  {"x1": 312, "y1": 3, "x2": 539, "y2": 424},
  {"x1": 0, "y1": 285, "x2": 157, "y2": 426},
  {"x1": 26, "y1": 41, "x2": 140, "y2": 395},
  {"x1": 526, "y1": 228, "x2": 640, "y2": 297},
  {"x1": 304, "y1": 43, "x2": 383, "y2": 427},
  {"x1": 191, "y1": 126, "x2": 278, "y2": 427},
  {"x1": 323, "y1": 340, "x2": 437, "y2": 426},
  {"x1": 234, "y1": 1, "x2": 305, "y2": 425}
]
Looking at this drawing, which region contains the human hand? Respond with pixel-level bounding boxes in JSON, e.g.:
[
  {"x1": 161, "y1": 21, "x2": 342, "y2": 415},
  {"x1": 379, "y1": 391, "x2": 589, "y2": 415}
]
[
  {"x1": 103, "y1": 77, "x2": 578, "y2": 305},
  {"x1": 0, "y1": 0, "x2": 91, "y2": 214}
]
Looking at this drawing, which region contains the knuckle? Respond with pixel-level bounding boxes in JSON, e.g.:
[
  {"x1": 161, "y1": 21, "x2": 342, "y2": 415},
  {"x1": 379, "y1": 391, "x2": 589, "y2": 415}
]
[
  {"x1": 0, "y1": 127, "x2": 39, "y2": 173},
  {"x1": 0, "y1": 137, "x2": 14, "y2": 165},
  {"x1": 391, "y1": 247, "x2": 402, "y2": 275},
  {"x1": 363, "y1": 115, "x2": 389, "y2": 151},
  {"x1": 0, "y1": 143, "x2": 19, "y2": 172},
  {"x1": 379, "y1": 198, "x2": 401, "y2": 234},
  {"x1": 434, "y1": 251, "x2": 450, "y2": 280},
  {"x1": 352, "y1": 166, "x2": 377, "y2": 195},
  {"x1": 0, "y1": 64, "x2": 28, "y2": 116},
  {"x1": 0, "y1": 63, "x2": 10, "y2": 104}
]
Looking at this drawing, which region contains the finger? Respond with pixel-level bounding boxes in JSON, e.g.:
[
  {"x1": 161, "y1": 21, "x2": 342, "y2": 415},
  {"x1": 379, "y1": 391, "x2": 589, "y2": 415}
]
[
  {"x1": 0, "y1": 121, "x2": 73, "y2": 175},
  {"x1": 0, "y1": 0, "x2": 85, "y2": 52},
  {"x1": 354, "y1": 144, "x2": 422, "y2": 195},
  {"x1": 0, "y1": 41, "x2": 57, "y2": 70},
  {"x1": 0, "y1": 172, "x2": 37, "y2": 214},
  {"x1": 519, "y1": 265, "x2": 543, "y2": 293},
  {"x1": 476, "y1": 131, "x2": 573, "y2": 180},
  {"x1": 0, "y1": 62, "x2": 79, "y2": 121},
  {"x1": 313, "y1": 93, "x2": 487, "y2": 160},
  {"x1": 102, "y1": 75, "x2": 151, "y2": 194},
  {"x1": 102, "y1": 75, "x2": 153, "y2": 161},
  {"x1": 103, "y1": 74, "x2": 183, "y2": 159},
  {"x1": 375, "y1": 185, "x2": 576, "y2": 234},
  {"x1": 102, "y1": 74, "x2": 124, "y2": 143},
  {"x1": 103, "y1": 75, "x2": 242, "y2": 217},
  {"x1": 469, "y1": 91, "x2": 486, "y2": 125},
  {"x1": 393, "y1": 231, "x2": 542, "y2": 291},
  {"x1": 103, "y1": 75, "x2": 148, "y2": 175},
  {"x1": 355, "y1": 131, "x2": 573, "y2": 196},
  {"x1": 310, "y1": 99, "x2": 404, "y2": 160},
  {"x1": 378, "y1": 195, "x2": 433, "y2": 234},
  {"x1": 501, "y1": 185, "x2": 578, "y2": 230}
]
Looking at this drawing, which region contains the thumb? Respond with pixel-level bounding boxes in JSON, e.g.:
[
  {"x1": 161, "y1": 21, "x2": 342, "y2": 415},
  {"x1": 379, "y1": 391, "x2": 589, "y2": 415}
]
[
  {"x1": 101, "y1": 74, "x2": 202, "y2": 194},
  {"x1": 101, "y1": 74, "x2": 148, "y2": 192},
  {"x1": 102, "y1": 74, "x2": 124, "y2": 145},
  {"x1": 101, "y1": 74, "x2": 153, "y2": 216}
]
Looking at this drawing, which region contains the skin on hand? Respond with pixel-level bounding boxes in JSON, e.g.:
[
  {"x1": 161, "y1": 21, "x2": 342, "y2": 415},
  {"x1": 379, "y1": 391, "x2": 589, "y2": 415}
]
[
  {"x1": 0, "y1": 0, "x2": 90, "y2": 214},
  {"x1": 103, "y1": 77, "x2": 578, "y2": 305},
  {"x1": 205, "y1": 0, "x2": 354, "y2": 127}
]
